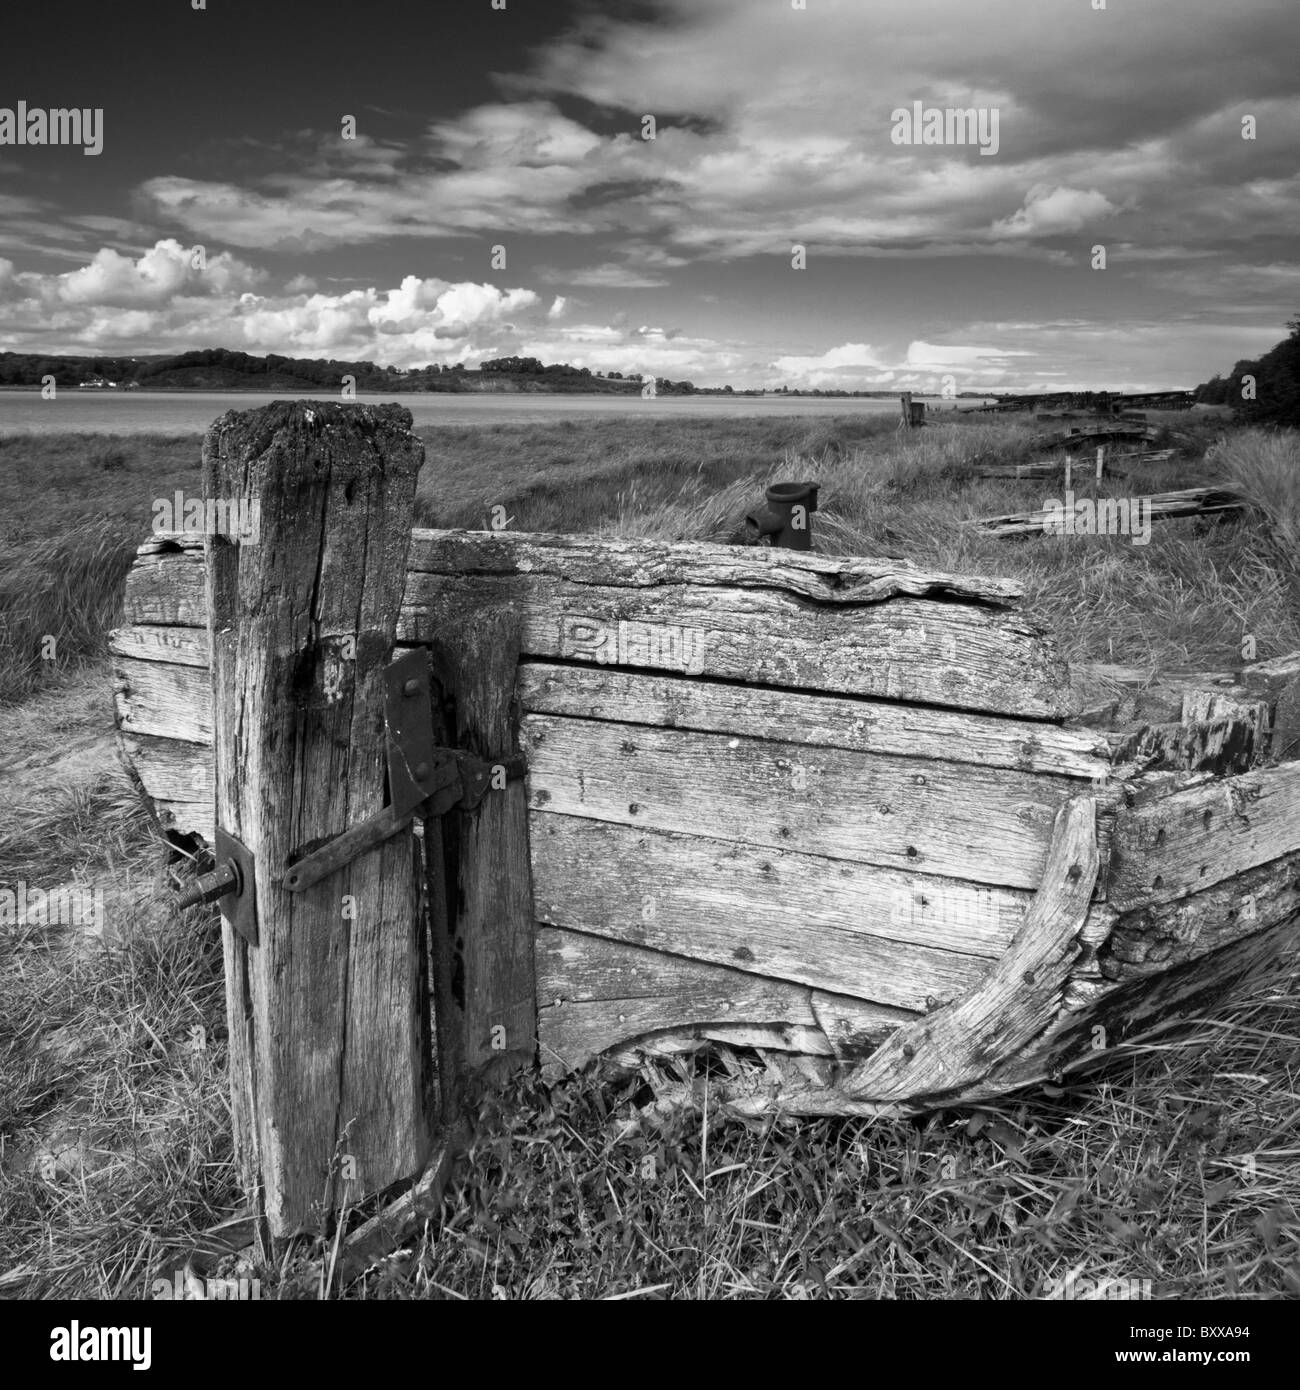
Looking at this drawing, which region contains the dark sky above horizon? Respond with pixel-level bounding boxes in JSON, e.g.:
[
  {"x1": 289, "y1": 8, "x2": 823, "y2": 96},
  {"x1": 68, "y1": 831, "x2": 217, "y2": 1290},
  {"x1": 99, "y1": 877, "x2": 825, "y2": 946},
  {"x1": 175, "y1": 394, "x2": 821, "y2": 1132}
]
[{"x1": 1, "y1": 0, "x2": 1296, "y2": 389}]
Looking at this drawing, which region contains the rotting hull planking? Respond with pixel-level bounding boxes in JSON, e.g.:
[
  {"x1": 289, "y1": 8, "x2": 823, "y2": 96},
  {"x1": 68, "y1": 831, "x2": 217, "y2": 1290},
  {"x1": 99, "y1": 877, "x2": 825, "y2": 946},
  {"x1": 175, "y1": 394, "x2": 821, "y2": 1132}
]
[{"x1": 109, "y1": 528, "x2": 1300, "y2": 1116}]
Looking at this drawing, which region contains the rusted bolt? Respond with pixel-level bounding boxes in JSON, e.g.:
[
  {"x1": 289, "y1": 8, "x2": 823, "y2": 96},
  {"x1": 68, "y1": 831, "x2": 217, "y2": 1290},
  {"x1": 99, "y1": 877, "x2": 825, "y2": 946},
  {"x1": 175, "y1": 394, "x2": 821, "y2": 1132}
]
[{"x1": 176, "y1": 858, "x2": 242, "y2": 910}]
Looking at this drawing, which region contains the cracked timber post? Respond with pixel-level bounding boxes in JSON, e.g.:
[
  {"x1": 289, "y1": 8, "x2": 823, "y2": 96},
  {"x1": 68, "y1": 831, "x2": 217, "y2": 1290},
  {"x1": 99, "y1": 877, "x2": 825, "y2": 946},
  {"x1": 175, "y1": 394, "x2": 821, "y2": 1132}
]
[{"x1": 203, "y1": 400, "x2": 429, "y2": 1239}]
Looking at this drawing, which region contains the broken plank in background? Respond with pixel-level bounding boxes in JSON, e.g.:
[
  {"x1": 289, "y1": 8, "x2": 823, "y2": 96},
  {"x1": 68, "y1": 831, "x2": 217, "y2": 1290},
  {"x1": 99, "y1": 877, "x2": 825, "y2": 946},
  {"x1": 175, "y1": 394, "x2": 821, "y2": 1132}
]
[{"x1": 975, "y1": 488, "x2": 1243, "y2": 539}]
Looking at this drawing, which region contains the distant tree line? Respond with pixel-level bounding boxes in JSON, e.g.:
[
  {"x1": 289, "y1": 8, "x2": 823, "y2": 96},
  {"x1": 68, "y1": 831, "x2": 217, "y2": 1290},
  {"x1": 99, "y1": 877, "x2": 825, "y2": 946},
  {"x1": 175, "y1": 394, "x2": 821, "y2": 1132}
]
[
  {"x1": 0, "y1": 347, "x2": 699, "y2": 394},
  {"x1": 1194, "y1": 316, "x2": 1300, "y2": 426}
]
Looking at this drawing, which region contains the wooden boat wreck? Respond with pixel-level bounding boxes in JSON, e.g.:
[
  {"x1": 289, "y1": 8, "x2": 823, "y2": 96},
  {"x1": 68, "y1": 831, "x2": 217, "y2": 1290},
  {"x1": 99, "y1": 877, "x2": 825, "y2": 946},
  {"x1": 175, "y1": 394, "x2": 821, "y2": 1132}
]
[{"x1": 112, "y1": 523, "x2": 1300, "y2": 1121}]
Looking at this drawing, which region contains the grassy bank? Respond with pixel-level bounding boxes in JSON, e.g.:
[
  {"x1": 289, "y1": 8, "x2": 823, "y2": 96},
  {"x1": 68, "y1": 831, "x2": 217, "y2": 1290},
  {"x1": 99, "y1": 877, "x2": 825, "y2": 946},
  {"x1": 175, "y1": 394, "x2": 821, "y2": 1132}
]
[
  {"x1": 1, "y1": 412, "x2": 1298, "y2": 1298},
  {"x1": 2, "y1": 411, "x2": 1296, "y2": 701}
]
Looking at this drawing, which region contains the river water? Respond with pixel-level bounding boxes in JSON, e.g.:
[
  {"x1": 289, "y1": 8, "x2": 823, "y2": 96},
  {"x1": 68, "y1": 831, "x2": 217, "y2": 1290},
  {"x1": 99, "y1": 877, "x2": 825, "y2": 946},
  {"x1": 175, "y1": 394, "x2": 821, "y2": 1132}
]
[{"x1": 0, "y1": 389, "x2": 989, "y2": 435}]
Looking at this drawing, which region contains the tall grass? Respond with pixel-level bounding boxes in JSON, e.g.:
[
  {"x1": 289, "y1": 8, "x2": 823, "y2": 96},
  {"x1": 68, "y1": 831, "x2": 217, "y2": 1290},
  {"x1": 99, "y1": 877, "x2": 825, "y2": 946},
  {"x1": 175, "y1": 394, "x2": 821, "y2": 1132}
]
[
  {"x1": 1212, "y1": 430, "x2": 1300, "y2": 590},
  {"x1": 0, "y1": 517, "x2": 141, "y2": 702}
]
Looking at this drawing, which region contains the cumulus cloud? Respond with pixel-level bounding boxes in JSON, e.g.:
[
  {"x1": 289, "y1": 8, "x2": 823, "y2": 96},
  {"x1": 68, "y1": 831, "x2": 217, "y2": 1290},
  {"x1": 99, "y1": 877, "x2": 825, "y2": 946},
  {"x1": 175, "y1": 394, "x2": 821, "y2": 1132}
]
[
  {"x1": 0, "y1": 245, "x2": 554, "y2": 363},
  {"x1": 56, "y1": 239, "x2": 263, "y2": 306},
  {"x1": 990, "y1": 185, "x2": 1117, "y2": 239},
  {"x1": 772, "y1": 343, "x2": 888, "y2": 375}
]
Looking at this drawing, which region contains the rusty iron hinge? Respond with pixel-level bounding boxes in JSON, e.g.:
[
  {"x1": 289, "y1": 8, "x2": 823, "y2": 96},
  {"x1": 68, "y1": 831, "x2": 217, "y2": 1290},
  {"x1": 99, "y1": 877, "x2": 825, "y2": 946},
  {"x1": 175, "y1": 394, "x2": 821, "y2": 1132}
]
[
  {"x1": 175, "y1": 648, "x2": 524, "y2": 927},
  {"x1": 281, "y1": 648, "x2": 525, "y2": 893}
]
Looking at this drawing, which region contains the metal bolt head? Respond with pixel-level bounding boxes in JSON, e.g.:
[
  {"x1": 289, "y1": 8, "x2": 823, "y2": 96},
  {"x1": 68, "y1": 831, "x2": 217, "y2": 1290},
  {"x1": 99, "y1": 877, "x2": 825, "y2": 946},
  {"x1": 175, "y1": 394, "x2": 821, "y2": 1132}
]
[
  {"x1": 413, "y1": 761, "x2": 430, "y2": 780},
  {"x1": 403, "y1": 678, "x2": 421, "y2": 697}
]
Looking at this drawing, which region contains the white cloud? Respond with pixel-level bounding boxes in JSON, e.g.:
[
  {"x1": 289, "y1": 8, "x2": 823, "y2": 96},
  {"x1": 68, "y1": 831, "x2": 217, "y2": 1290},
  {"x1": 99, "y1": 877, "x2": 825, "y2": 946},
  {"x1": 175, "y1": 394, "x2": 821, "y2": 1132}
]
[
  {"x1": 772, "y1": 343, "x2": 888, "y2": 375},
  {"x1": 54, "y1": 239, "x2": 264, "y2": 306},
  {"x1": 990, "y1": 186, "x2": 1116, "y2": 239},
  {"x1": 0, "y1": 249, "x2": 553, "y2": 364}
]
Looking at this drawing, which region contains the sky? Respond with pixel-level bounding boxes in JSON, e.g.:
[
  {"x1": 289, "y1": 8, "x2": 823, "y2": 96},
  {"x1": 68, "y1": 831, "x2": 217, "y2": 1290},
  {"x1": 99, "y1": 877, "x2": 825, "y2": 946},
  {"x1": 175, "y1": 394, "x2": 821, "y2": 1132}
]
[{"x1": 0, "y1": 0, "x2": 1296, "y2": 391}]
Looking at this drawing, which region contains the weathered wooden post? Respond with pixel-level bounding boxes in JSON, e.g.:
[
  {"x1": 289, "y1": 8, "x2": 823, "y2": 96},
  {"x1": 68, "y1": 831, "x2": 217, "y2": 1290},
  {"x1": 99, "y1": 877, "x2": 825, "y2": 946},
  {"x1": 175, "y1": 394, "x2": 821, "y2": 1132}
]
[{"x1": 203, "y1": 401, "x2": 429, "y2": 1238}]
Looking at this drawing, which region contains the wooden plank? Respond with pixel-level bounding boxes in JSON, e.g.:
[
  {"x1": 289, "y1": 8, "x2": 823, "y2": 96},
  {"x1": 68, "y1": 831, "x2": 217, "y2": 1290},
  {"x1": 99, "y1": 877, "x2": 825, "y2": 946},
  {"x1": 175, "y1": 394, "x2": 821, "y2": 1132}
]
[
  {"x1": 1100, "y1": 848, "x2": 1300, "y2": 980},
  {"x1": 118, "y1": 526, "x2": 1026, "y2": 621},
  {"x1": 536, "y1": 927, "x2": 827, "y2": 1071},
  {"x1": 150, "y1": 796, "x2": 213, "y2": 845},
  {"x1": 108, "y1": 654, "x2": 1109, "y2": 798},
  {"x1": 122, "y1": 545, "x2": 207, "y2": 625},
  {"x1": 522, "y1": 715, "x2": 1069, "y2": 889},
  {"x1": 404, "y1": 575, "x2": 1067, "y2": 719},
  {"x1": 517, "y1": 663, "x2": 1110, "y2": 780},
  {"x1": 1108, "y1": 762, "x2": 1300, "y2": 911},
  {"x1": 107, "y1": 638, "x2": 433, "y2": 770},
  {"x1": 205, "y1": 400, "x2": 430, "y2": 1238},
  {"x1": 116, "y1": 731, "x2": 211, "y2": 804},
  {"x1": 429, "y1": 609, "x2": 537, "y2": 1083},
  {"x1": 117, "y1": 530, "x2": 1067, "y2": 718},
  {"x1": 529, "y1": 816, "x2": 1025, "y2": 1011},
  {"x1": 405, "y1": 529, "x2": 1025, "y2": 608},
  {"x1": 113, "y1": 657, "x2": 213, "y2": 743},
  {"x1": 810, "y1": 992, "x2": 920, "y2": 1060},
  {"x1": 976, "y1": 487, "x2": 1242, "y2": 538},
  {"x1": 109, "y1": 623, "x2": 209, "y2": 666}
]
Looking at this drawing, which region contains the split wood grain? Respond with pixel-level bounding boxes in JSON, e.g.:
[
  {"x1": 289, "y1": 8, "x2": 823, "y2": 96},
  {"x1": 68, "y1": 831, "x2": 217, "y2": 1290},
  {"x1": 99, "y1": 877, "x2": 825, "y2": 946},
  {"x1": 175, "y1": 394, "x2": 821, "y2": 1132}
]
[
  {"x1": 528, "y1": 814, "x2": 1025, "y2": 1010},
  {"x1": 521, "y1": 714, "x2": 1069, "y2": 890},
  {"x1": 403, "y1": 574, "x2": 1068, "y2": 719},
  {"x1": 1100, "y1": 848, "x2": 1300, "y2": 980},
  {"x1": 517, "y1": 663, "x2": 1110, "y2": 780}
]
